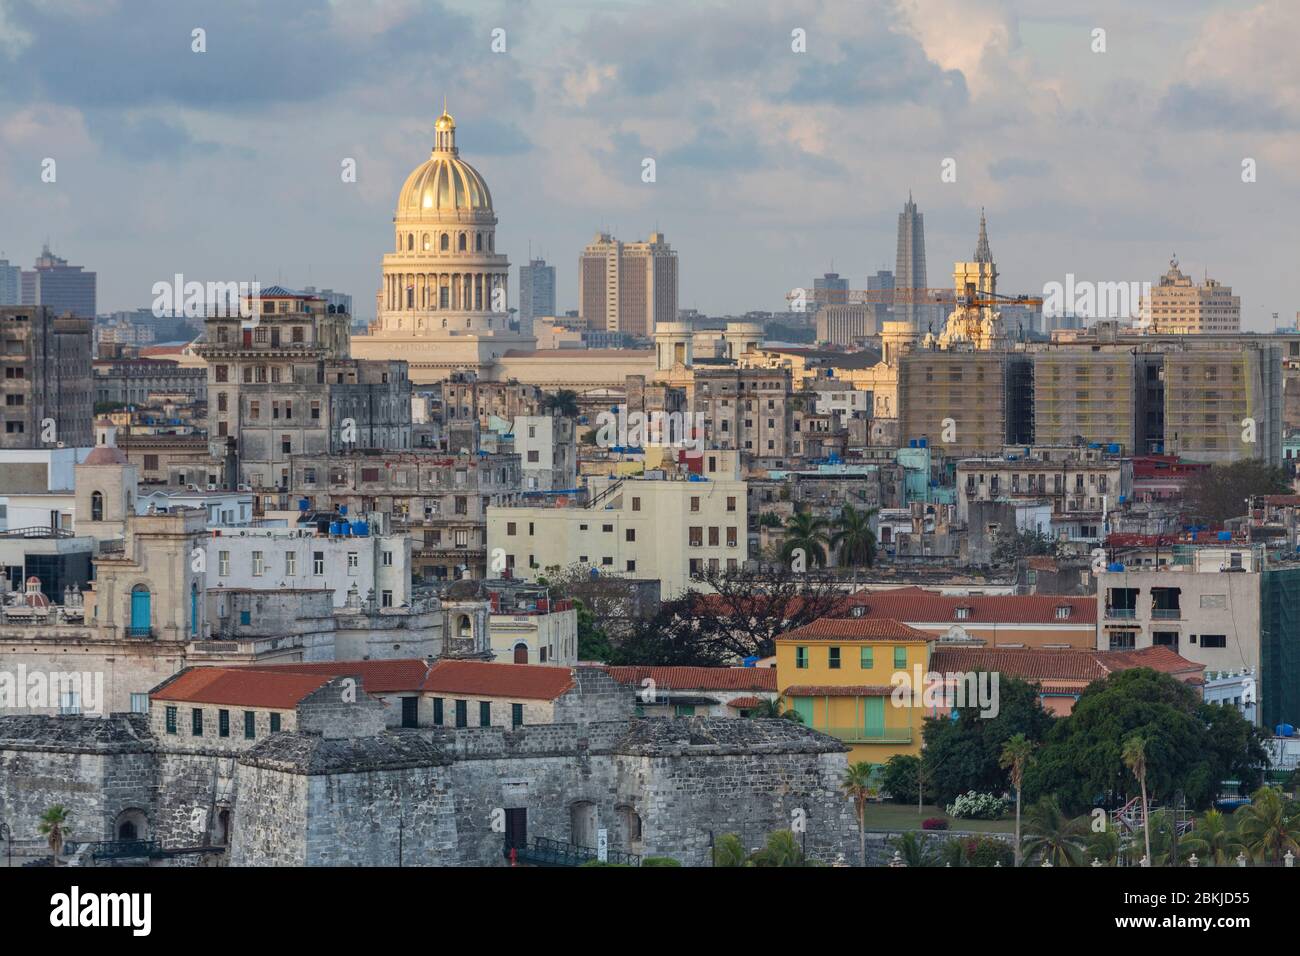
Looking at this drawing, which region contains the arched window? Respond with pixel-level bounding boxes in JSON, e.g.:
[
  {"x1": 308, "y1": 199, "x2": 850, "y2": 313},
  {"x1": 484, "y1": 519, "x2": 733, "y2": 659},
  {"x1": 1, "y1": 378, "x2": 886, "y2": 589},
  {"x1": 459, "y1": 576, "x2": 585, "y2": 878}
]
[
  {"x1": 458, "y1": 614, "x2": 472, "y2": 639},
  {"x1": 440, "y1": 234, "x2": 449, "y2": 251},
  {"x1": 91, "y1": 491, "x2": 104, "y2": 522},
  {"x1": 407, "y1": 233, "x2": 414, "y2": 251},
  {"x1": 458, "y1": 233, "x2": 467, "y2": 251},
  {"x1": 475, "y1": 233, "x2": 483, "y2": 251},
  {"x1": 129, "y1": 584, "x2": 151, "y2": 636},
  {"x1": 422, "y1": 233, "x2": 430, "y2": 251},
  {"x1": 513, "y1": 643, "x2": 529, "y2": 664}
]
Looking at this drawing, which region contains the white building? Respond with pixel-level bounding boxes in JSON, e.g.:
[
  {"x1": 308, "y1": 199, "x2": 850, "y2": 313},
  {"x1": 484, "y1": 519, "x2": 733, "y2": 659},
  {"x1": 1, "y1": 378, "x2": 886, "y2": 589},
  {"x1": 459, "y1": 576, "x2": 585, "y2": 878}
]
[
  {"x1": 138, "y1": 489, "x2": 255, "y2": 526},
  {"x1": 511, "y1": 414, "x2": 577, "y2": 492},
  {"x1": 488, "y1": 458, "x2": 747, "y2": 597},
  {"x1": 204, "y1": 524, "x2": 412, "y2": 609}
]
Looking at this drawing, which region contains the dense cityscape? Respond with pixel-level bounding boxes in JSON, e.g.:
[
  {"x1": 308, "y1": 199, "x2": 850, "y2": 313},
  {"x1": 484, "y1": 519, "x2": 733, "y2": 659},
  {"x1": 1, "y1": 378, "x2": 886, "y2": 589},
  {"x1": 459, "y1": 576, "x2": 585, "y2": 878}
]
[{"x1": 0, "y1": 2, "x2": 1295, "y2": 930}]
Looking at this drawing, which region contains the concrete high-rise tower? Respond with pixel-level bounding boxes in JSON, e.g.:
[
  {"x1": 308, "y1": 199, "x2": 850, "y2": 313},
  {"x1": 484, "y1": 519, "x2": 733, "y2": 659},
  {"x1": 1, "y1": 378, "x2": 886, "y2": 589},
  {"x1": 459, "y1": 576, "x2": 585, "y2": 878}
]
[
  {"x1": 518, "y1": 257, "x2": 556, "y2": 333},
  {"x1": 895, "y1": 194, "x2": 928, "y2": 332}
]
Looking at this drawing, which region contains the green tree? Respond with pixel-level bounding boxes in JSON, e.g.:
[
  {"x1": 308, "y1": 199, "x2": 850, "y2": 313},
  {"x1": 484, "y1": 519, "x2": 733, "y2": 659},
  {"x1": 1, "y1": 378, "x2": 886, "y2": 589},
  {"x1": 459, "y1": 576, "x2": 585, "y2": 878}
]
[
  {"x1": 779, "y1": 510, "x2": 831, "y2": 569},
  {"x1": 1123, "y1": 734, "x2": 1153, "y2": 865},
  {"x1": 922, "y1": 677, "x2": 1054, "y2": 805},
  {"x1": 842, "y1": 761, "x2": 876, "y2": 867},
  {"x1": 574, "y1": 598, "x2": 614, "y2": 661},
  {"x1": 747, "y1": 696, "x2": 803, "y2": 722},
  {"x1": 830, "y1": 504, "x2": 878, "y2": 567},
  {"x1": 540, "y1": 389, "x2": 580, "y2": 418},
  {"x1": 1181, "y1": 809, "x2": 1242, "y2": 867},
  {"x1": 749, "y1": 830, "x2": 806, "y2": 867},
  {"x1": 39, "y1": 805, "x2": 70, "y2": 865},
  {"x1": 1184, "y1": 459, "x2": 1291, "y2": 524},
  {"x1": 1026, "y1": 669, "x2": 1256, "y2": 813},
  {"x1": 1236, "y1": 786, "x2": 1300, "y2": 864},
  {"x1": 1021, "y1": 796, "x2": 1087, "y2": 867},
  {"x1": 1000, "y1": 733, "x2": 1035, "y2": 867},
  {"x1": 880, "y1": 753, "x2": 931, "y2": 804},
  {"x1": 712, "y1": 833, "x2": 749, "y2": 867},
  {"x1": 890, "y1": 830, "x2": 938, "y2": 867}
]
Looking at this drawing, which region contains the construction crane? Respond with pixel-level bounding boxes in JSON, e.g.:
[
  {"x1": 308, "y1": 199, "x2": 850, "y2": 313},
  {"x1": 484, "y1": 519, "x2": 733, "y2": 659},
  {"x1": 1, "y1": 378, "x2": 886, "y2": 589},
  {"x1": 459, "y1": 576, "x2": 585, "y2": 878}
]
[{"x1": 786, "y1": 286, "x2": 1042, "y2": 310}]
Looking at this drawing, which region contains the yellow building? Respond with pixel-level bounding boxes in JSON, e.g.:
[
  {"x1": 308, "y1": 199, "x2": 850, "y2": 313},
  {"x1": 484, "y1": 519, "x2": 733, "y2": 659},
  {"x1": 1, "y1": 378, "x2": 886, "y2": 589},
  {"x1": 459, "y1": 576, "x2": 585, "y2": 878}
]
[{"x1": 775, "y1": 617, "x2": 932, "y2": 765}]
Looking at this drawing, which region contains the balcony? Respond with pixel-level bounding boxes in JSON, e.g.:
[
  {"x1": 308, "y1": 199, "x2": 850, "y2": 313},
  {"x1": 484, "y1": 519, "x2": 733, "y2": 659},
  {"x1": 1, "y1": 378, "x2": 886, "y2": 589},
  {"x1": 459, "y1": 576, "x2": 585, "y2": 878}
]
[
  {"x1": 1151, "y1": 608, "x2": 1182, "y2": 620},
  {"x1": 824, "y1": 726, "x2": 913, "y2": 745},
  {"x1": 125, "y1": 626, "x2": 154, "y2": 639},
  {"x1": 1105, "y1": 607, "x2": 1137, "y2": 620}
]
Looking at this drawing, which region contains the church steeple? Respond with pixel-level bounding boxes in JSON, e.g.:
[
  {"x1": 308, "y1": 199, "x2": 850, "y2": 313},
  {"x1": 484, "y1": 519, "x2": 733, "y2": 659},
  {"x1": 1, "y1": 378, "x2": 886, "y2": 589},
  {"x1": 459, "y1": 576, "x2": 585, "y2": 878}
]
[{"x1": 974, "y1": 208, "x2": 992, "y2": 264}]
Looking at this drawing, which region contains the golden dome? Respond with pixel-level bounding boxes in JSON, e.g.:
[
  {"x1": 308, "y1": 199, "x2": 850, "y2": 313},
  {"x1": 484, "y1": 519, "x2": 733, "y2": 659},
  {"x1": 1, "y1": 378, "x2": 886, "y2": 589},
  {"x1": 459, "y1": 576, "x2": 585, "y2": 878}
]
[{"x1": 395, "y1": 112, "x2": 494, "y2": 218}]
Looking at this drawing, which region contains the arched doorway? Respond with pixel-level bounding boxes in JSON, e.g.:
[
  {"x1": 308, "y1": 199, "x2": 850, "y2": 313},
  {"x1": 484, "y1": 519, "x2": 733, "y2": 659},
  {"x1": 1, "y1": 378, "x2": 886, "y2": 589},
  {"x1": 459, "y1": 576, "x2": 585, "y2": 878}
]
[
  {"x1": 570, "y1": 801, "x2": 598, "y2": 849},
  {"x1": 114, "y1": 808, "x2": 148, "y2": 842},
  {"x1": 618, "y1": 805, "x2": 643, "y2": 850},
  {"x1": 213, "y1": 809, "x2": 231, "y2": 847},
  {"x1": 512, "y1": 643, "x2": 529, "y2": 664},
  {"x1": 129, "y1": 584, "x2": 151, "y2": 636}
]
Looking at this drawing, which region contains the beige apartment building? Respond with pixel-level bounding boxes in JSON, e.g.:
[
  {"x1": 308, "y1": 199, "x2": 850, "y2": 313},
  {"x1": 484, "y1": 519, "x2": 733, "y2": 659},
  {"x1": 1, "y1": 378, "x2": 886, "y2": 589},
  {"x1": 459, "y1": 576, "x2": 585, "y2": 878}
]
[
  {"x1": 1164, "y1": 347, "x2": 1282, "y2": 463},
  {"x1": 1032, "y1": 351, "x2": 1138, "y2": 452},
  {"x1": 898, "y1": 350, "x2": 1008, "y2": 457},
  {"x1": 579, "y1": 232, "x2": 678, "y2": 337},
  {"x1": 488, "y1": 458, "x2": 747, "y2": 597},
  {"x1": 1146, "y1": 259, "x2": 1240, "y2": 334},
  {"x1": 690, "y1": 365, "x2": 793, "y2": 465}
]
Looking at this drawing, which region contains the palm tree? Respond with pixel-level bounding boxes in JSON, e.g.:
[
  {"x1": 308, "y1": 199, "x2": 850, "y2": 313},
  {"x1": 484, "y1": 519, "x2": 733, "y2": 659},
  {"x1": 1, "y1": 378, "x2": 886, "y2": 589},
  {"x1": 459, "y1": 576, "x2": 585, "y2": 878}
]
[
  {"x1": 1181, "y1": 809, "x2": 1242, "y2": 867},
  {"x1": 750, "y1": 830, "x2": 806, "y2": 867},
  {"x1": 891, "y1": 830, "x2": 938, "y2": 867},
  {"x1": 1086, "y1": 827, "x2": 1120, "y2": 867},
  {"x1": 39, "y1": 805, "x2": 71, "y2": 865},
  {"x1": 830, "y1": 504, "x2": 878, "y2": 568},
  {"x1": 1021, "y1": 796, "x2": 1087, "y2": 866},
  {"x1": 999, "y1": 733, "x2": 1035, "y2": 866},
  {"x1": 712, "y1": 833, "x2": 749, "y2": 867},
  {"x1": 540, "y1": 389, "x2": 580, "y2": 418},
  {"x1": 842, "y1": 761, "x2": 876, "y2": 867},
  {"x1": 1236, "y1": 786, "x2": 1300, "y2": 864},
  {"x1": 1122, "y1": 734, "x2": 1152, "y2": 865},
  {"x1": 748, "y1": 696, "x2": 802, "y2": 722},
  {"x1": 779, "y1": 510, "x2": 831, "y2": 569}
]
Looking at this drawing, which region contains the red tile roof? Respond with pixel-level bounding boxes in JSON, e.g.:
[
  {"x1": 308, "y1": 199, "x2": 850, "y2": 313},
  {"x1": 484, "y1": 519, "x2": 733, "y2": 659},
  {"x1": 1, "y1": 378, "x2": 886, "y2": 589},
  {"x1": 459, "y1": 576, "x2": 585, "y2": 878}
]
[
  {"x1": 928, "y1": 645, "x2": 1203, "y2": 684},
  {"x1": 601, "y1": 666, "x2": 777, "y2": 691},
  {"x1": 782, "y1": 685, "x2": 896, "y2": 697},
  {"x1": 840, "y1": 587, "x2": 1096, "y2": 625},
  {"x1": 244, "y1": 659, "x2": 432, "y2": 693},
  {"x1": 726, "y1": 696, "x2": 769, "y2": 709},
  {"x1": 151, "y1": 667, "x2": 332, "y2": 709},
  {"x1": 778, "y1": 617, "x2": 931, "y2": 642},
  {"x1": 419, "y1": 660, "x2": 576, "y2": 700}
]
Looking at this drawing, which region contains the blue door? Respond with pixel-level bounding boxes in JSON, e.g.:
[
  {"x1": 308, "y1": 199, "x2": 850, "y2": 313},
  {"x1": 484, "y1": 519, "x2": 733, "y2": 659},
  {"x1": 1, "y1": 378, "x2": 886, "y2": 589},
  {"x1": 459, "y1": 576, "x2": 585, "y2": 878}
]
[
  {"x1": 130, "y1": 588, "x2": 151, "y2": 635},
  {"x1": 190, "y1": 586, "x2": 198, "y2": 636}
]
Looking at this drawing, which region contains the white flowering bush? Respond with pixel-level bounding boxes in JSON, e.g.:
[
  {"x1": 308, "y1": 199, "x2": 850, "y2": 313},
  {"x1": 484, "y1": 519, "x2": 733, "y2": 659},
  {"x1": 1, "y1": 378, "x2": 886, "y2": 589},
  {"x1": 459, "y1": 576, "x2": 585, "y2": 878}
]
[{"x1": 945, "y1": 790, "x2": 1009, "y2": 820}]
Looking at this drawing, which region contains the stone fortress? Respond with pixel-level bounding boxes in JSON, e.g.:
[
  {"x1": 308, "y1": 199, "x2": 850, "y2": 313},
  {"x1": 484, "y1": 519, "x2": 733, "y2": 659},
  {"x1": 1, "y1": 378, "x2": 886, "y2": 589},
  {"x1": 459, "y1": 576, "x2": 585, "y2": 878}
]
[{"x1": 0, "y1": 666, "x2": 858, "y2": 866}]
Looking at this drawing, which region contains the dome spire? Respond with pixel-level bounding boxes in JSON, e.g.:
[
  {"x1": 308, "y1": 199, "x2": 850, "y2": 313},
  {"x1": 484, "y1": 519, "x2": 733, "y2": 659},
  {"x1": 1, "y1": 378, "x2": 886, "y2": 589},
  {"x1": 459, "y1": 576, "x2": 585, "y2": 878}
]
[{"x1": 434, "y1": 96, "x2": 457, "y2": 153}]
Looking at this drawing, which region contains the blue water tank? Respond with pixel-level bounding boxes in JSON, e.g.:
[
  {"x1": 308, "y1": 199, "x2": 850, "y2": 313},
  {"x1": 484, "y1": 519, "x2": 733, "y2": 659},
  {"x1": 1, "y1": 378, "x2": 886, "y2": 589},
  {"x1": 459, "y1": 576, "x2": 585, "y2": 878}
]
[
  {"x1": 329, "y1": 520, "x2": 343, "y2": 536},
  {"x1": 742, "y1": 656, "x2": 760, "y2": 668},
  {"x1": 353, "y1": 520, "x2": 369, "y2": 537},
  {"x1": 298, "y1": 498, "x2": 310, "y2": 511},
  {"x1": 1107, "y1": 443, "x2": 1121, "y2": 454},
  {"x1": 919, "y1": 438, "x2": 928, "y2": 448},
  {"x1": 339, "y1": 505, "x2": 348, "y2": 516},
  {"x1": 1218, "y1": 532, "x2": 1231, "y2": 541},
  {"x1": 1276, "y1": 724, "x2": 1295, "y2": 737},
  {"x1": 1107, "y1": 562, "x2": 1125, "y2": 572}
]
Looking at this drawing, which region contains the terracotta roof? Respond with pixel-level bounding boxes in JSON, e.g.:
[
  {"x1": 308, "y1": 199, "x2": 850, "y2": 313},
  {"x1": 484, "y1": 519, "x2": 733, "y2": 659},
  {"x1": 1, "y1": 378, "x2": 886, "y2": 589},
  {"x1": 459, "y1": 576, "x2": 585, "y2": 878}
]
[
  {"x1": 782, "y1": 685, "x2": 896, "y2": 697},
  {"x1": 928, "y1": 645, "x2": 1203, "y2": 684},
  {"x1": 601, "y1": 666, "x2": 777, "y2": 691},
  {"x1": 727, "y1": 696, "x2": 768, "y2": 709},
  {"x1": 839, "y1": 587, "x2": 1096, "y2": 625},
  {"x1": 244, "y1": 659, "x2": 432, "y2": 693},
  {"x1": 83, "y1": 445, "x2": 129, "y2": 465},
  {"x1": 419, "y1": 660, "x2": 576, "y2": 700},
  {"x1": 150, "y1": 667, "x2": 331, "y2": 709},
  {"x1": 778, "y1": 617, "x2": 931, "y2": 642}
]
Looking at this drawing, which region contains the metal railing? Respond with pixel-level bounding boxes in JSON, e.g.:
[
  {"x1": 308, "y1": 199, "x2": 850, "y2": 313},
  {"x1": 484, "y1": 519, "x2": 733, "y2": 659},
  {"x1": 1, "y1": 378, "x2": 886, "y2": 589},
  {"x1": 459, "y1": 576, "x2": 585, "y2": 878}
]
[
  {"x1": 1151, "y1": 608, "x2": 1181, "y2": 620},
  {"x1": 823, "y1": 727, "x2": 914, "y2": 745},
  {"x1": 125, "y1": 626, "x2": 154, "y2": 639},
  {"x1": 1105, "y1": 607, "x2": 1137, "y2": 619},
  {"x1": 505, "y1": 836, "x2": 641, "y2": 867},
  {"x1": 73, "y1": 839, "x2": 162, "y2": 860}
]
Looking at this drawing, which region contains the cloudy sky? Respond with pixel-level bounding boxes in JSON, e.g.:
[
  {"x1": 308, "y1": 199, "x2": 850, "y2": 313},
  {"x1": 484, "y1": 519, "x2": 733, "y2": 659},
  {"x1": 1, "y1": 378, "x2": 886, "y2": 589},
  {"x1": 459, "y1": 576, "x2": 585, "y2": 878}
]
[{"x1": 1, "y1": 0, "x2": 1296, "y2": 329}]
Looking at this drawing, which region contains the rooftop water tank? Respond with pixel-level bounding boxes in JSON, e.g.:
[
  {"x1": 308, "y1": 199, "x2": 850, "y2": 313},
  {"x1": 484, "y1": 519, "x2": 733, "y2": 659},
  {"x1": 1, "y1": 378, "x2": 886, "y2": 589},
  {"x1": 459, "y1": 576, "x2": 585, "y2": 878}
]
[
  {"x1": 1107, "y1": 562, "x2": 1125, "y2": 572},
  {"x1": 1218, "y1": 532, "x2": 1232, "y2": 541},
  {"x1": 1276, "y1": 724, "x2": 1295, "y2": 737},
  {"x1": 352, "y1": 520, "x2": 369, "y2": 537}
]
